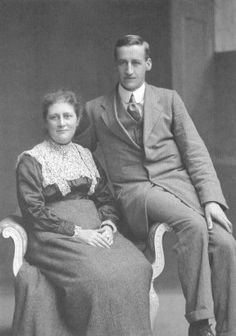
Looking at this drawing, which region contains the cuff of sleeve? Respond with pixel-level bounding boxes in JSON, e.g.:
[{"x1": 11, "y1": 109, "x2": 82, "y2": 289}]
[
  {"x1": 198, "y1": 183, "x2": 228, "y2": 210},
  {"x1": 101, "y1": 220, "x2": 117, "y2": 233},
  {"x1": 57, "y1": 221, "x2": 75, "y2": 236},
  {"x1": 73, "y1": 225, "x2": 82, "y2": 238}
]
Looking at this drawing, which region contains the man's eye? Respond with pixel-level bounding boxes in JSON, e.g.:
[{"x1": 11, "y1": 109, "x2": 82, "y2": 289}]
[{"x1": 118, "y1": 60, "x2": 125, "y2": 66}]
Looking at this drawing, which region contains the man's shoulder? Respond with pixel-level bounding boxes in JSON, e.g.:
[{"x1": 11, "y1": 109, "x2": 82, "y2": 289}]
[
  {"x1": 85, "y1": 84, "x2": 176, "y2": 107},
  {"x1": 86, "y1": 90, "x2": 114, "y2": 107},
  {"x1": 86, "y1": 94, "x2": 104, "y2": 105},
  {"x1": 147, "y1": 84, "x2": 174, "y2": 97}
]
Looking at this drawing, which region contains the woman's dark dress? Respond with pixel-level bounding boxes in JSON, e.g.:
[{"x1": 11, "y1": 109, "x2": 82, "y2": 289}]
[{"x1": 16, "y1": 154, "x2": 153, "y2": 336}]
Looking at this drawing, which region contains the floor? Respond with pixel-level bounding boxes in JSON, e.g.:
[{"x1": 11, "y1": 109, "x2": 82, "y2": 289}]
[
  {"x1": 154, "y1": 289, "x2": 188, "y2": 335},
  {"x1": 0, "y1": 286, "x2": 14, "y2": 336},
  {"x1": 0, "y1": 286, "x2": 188, "y2": 336}
]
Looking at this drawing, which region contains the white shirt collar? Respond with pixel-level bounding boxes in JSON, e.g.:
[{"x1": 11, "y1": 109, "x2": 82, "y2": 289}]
[{"x1": 118, "y1": 83, "x2": 146, "y2": 105}]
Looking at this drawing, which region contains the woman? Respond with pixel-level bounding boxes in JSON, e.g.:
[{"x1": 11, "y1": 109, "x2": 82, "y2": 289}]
[{"x1": 16, "y1": 90, "x2": 153, "y2": 336}]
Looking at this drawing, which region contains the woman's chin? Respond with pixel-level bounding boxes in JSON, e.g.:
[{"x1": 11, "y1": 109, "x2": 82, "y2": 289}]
[{"x1": 49, "y1": 136, "x2": 73, "y2": 145}]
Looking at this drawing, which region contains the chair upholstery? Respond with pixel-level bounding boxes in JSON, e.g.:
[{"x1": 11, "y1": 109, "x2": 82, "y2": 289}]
[{"x1": 0, "y1": 214, "x2": 171, "y2": 333}]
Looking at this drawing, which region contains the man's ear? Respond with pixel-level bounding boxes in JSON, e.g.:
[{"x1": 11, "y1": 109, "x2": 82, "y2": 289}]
[{"x1": 146, "y1": 58, "x2": 152, "y2": 71}]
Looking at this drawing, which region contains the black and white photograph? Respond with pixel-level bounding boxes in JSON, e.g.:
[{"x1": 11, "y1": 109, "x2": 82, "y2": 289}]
[{"x1": 0, "y1": 1, "x2": 236, "y2": 335}]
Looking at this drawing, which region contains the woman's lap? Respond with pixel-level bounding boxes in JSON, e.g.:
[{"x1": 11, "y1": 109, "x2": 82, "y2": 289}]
[
  {"x1": 26, "y1": 231, "x2": 152, "y2": 282},
  {"x1": 26, "y1": 230, "x2": 153, "y2": 335}
]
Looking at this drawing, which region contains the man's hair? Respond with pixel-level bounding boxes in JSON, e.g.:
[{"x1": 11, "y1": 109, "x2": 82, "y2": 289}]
[
  {"x1": 42, "y1": 89, "x2": 81, "y2": 119},
  {"x1": 114, "y1": 34, "x2": 150, "y2": 60}
]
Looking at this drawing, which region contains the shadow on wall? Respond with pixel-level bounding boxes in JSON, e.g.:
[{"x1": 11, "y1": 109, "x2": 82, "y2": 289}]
[
  {"x1": 214, "y1": 51, "x2": 236, "y2": 233},
  {"x1": 0, "y1": 332, "x2": 11, "y2": 336}
]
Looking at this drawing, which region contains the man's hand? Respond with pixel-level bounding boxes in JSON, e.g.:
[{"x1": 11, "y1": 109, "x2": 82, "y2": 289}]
[{"x1": 204, "y1": 202, "x2": 232, "y2": 233}]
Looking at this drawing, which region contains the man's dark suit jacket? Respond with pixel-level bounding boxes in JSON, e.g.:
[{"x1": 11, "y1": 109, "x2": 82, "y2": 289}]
[{"x1": 76, "y1": 84, "x2": 227, "y2": 242}]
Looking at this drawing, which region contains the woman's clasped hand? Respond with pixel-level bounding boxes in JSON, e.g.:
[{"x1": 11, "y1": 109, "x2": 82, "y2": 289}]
[{"x1": 73, "y1": 225, "x2": 114, "y2": 248}]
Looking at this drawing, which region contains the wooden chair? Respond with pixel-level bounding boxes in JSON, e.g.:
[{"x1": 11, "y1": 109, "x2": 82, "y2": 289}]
[{"x1": 0, "y1": 214, "x2": 171, "y2": 334}]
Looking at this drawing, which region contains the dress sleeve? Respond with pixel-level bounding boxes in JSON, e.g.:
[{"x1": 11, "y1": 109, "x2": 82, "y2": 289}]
[
  {"x1": 90, "y1": 157, "x2": 120, "y2": 225},
  {"x1": 16, "y1": 154, "x2": 75, "y2": 236}
]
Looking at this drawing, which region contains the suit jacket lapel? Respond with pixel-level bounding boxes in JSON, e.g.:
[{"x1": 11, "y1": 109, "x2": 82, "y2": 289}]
[
  {"x1": 143, "y1": 84, "x2": 162, "y2": 144},
  {"x1": 100, "y1": 88, "x2": 140, "y2": 147}
]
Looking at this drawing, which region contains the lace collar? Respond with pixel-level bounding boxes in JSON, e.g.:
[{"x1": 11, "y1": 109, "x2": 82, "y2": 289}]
[{"x1": 18, "y1": 140, "x2": 100, "y2": 196}]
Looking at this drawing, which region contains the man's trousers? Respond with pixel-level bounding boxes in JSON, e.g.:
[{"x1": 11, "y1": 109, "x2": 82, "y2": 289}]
[{"x1": 146, "y1": 186, "x2": 236, "y2": 336}]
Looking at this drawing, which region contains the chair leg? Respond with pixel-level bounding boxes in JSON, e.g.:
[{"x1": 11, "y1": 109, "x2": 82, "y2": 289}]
[
  {"x1": 149, "y1": 223, "x2": 172, "y2": 330},
  {"x1": 150, "y1": 280, "x2": 159, "y2": 330}
]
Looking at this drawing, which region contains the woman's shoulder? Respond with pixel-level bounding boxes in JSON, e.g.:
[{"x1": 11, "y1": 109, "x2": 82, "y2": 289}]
[
  {"x1": 16, "y1": 154, "x2": 42, "y2": 184},
  {"x1": 16, "y1": 142, "x2": 45, "y2": 169}
]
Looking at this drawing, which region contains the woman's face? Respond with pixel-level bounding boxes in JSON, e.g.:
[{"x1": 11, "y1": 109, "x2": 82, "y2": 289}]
[{"x1": 45, "y1": 101, "x2": 79, "y2": 145}]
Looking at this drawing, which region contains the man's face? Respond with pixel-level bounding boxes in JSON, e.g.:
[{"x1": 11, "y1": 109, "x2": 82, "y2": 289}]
[{"x1": 116, "y1": 44, "x2": 152, "y2": 91}]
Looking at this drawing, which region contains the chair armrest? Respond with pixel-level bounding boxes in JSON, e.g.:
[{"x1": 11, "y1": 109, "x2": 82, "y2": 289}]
[
  {"x1": 0, "y1": 215, "x2": 27, "y2": 276},
  {"x1": 148, "y1": 222, "x2": 172, "y2": 279}
]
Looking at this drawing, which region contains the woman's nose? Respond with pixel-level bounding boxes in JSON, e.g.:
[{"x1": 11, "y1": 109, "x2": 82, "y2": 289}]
[{"x1": 58, "y1": 117, "x2": 66, "y2": 127}]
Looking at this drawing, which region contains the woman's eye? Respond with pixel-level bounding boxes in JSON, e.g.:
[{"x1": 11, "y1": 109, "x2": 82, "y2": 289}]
[
  {"x1": 49, "y1": 115, "x2": 57, "y2": 120},
  {"x1": 64, "y1": 113, "x2": 72, "y2": 119}
]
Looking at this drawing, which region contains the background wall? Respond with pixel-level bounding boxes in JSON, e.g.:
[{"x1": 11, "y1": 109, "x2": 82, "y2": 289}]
[
  {"x1": 214, "y1": 51, "x2": 236, "y2": 222},
  {"x1": 171, "y1": 0, "x2": 215, "y2": 152},
  {"x1": 214, "y1": 0, "x2": 236, "y2": 223},
  {"x1": 215, "y1": 0, "x2": 236, "y2": 51}
]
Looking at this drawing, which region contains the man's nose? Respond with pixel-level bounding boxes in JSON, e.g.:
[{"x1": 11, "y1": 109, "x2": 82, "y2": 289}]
[{"x1": 126, "y1": 63, "x2": 133, "y2": 75}]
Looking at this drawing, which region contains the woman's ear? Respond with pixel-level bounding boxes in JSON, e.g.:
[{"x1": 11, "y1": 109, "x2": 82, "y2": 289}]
[
  {"x1": 42, "y1": 121, "x2": 48, "y2": 138},
  {"x1": 44, "y1": 119, "x2": 48, "y2": 131}
]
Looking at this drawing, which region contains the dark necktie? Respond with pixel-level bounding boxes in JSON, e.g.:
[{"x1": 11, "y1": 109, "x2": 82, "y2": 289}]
[{"x1": 127, "y1": 94, "x2": 142, "y2": 122}]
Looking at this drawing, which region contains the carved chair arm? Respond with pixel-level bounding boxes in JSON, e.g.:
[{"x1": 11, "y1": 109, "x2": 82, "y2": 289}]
[
  {"x1": 148, "y1": 223, "x2": 172, "y2": 279},
  {"x1": 0, "y1": 215, "x2": 27, "y2": 276},
  {"x1": 148, "y1": 222, "x2": 172, "y2": 328}
]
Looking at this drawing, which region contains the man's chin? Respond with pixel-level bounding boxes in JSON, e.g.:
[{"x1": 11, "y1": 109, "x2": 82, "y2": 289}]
[
  {"x1": 121, "y1": 81, "x2": 142, "y2": 92},
  {"x1": 121, "y1": 83, "x2": 137, "y2": 91}
]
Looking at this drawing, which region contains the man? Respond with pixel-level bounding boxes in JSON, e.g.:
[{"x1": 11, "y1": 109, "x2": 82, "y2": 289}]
[{"x1": 76, "y1": 35, "x2": 236, "y2": 336}]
